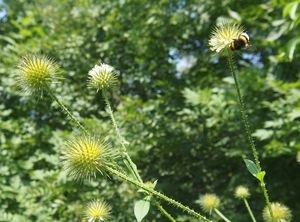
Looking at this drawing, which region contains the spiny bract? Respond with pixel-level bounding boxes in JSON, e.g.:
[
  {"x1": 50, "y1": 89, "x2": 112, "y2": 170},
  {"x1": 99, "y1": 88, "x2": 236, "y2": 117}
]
[
  {"x1": 88, "y1": 63, "x2": 117, "y2": 91},
  {"x1": 62, "y1": 136, "x2": 117, "y2": 180},
  {"x1": 262, "y1": 202, "x2": 292, "y2": 222},
  {"x1": 17, "y1": 54, "x2": 59, "y2": 95},
  {"x1": 199, "y1": 193, "x2": 220, "y2": 214},
  {"x1": 84, "y1": 199, "x2": 111, "y2": 222}
]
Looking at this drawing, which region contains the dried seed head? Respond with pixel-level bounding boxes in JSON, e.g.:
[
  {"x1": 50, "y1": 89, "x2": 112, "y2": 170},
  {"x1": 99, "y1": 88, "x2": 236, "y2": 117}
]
[
  {"x1": 234, "y1": 186, "x2": 250, "y2": 199},
  {"x1": 262, "y1": 202, "x2": 292, "y2": 222},
  {"x1": 62, "y1": 136, "x2": 117, "y2": 180},
  {"x1": 17, "y1": 54, "x2": 59, "y2": 95},
  {"x1": 209, "y1": 22, "x2": 244, "y2": 53},
  {"x1": 84, "y1": 199, "x2": 111, "y2": 221},
  {"x1": 199, "y1": 193, "x2": 220, "y2": 214},
  {"x1": 88, "y1": 63, "x2": 117, "y2": 91}
]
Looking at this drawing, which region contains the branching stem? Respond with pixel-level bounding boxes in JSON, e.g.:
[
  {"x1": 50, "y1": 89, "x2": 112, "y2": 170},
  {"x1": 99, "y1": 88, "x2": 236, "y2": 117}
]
[
  {"x1": 106, "y1": 166, "x2": 212, "y2": 222},
  {"x1": 46, "y1": 87, "x2": 88, "y2": 134},
  {"x1": 102, "y1": 91, "x2": 178, "y2": 221}
]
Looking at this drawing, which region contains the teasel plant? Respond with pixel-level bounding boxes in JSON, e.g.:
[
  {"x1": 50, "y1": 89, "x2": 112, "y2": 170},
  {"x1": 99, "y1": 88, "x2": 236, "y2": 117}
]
[
  {"x1": 17, "y1": 54, "x2": 212, "y2": 222},
  {"x1": 208, "y1": 21, "x2": 277, "y2": 222}
]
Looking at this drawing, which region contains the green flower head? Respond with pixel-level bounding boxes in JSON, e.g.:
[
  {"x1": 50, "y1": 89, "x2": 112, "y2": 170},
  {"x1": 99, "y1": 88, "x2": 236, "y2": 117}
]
[
  {"x1": 17, "y1": 54, "x2": 59, "y2": 95},
  {"x1": 263, "y1": 202, "x2": 292, "y2": 222},
  {"x1": 62, "y1": 136, "x2": 117, "y2": 181}
]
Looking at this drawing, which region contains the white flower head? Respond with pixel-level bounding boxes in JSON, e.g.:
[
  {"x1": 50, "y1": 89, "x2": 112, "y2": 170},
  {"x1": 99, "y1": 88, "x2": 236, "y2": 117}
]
[
  {"x1": 209, "y1": 22, "x2": 245, "y2": 53},
  {"x1": 88, "y1": 63, "x2": 117, "y2": 91},
  {"x1": 199, "y1": 193, "x2": 220, "y2": 214},
  {"x1": 234, "y1": 186, "x2": 250, "y2": 199},
  {"x1": 84, "y1": 199, "x2": 111, "y2": 221}
]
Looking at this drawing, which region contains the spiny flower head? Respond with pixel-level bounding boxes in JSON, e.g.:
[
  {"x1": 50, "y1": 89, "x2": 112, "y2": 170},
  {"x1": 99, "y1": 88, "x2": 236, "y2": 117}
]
[
  {"x1": 17, "y1": 54, "x2": 59, "y2": 95},
  {"x1": 262, "y1": 202, "x2": 292, "y2": 222},
  {"x1": 199, "y1": 193, "x2": 220, "y2": 214},
  {"x1": 88, "y1": 63, "x2": 117, "y2": 91},
  {"x1": 84, "y1": 199, "x2": 111, "y2": 221},
  {"x1": 62, "y1": 136, "x2": 117, "y2": 180},
  {"x1": 234, "y1": 186, "x2": 250, "y2": 199},
  {"x1": 209, "y1": 22, "x2": 245, "y2": 53}
]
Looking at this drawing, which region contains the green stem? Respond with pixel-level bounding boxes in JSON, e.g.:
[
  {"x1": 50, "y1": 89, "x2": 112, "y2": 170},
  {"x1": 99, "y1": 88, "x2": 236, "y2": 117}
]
[
  {"x1": 261, "y1": 182, "x2": 273, "y2": 221},
  {"x1": 46, "y1": 87, "x2": 88, "y2": 134},
  {"x1": 226, "y1": 50, "x2": 274, "y2": 222},
  {"x1": 102, "y1": 91, "x2": 143, "y2": 183},
  {"x1": 226, "y1": 51, "x2": 260, "y2": 170},
  {"x1": 102, "y1": 91, "x2": 178, "y2": 221},
  {"x1": 214, "y1": 209, "x2": 231, "y2": 222},
  {"x1": 106, "y1": 166, "x2": 212, "y2": 222},
  {"x1": 243, "y1": 199, "x2": 257, "y2": 222},
  {"x1": 153, "y1": 200, "x2": 177, "y2": 222}
]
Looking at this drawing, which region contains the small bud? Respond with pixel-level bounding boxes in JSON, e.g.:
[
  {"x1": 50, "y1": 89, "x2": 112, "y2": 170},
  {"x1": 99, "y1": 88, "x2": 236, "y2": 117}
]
[
  {"x1": 209, "y1": 22, "x2": 244, "y2": 53},
  {"x1": 62, "y1": 136, "x2": 117, "y2": 180},
  {"x1": 234, "y1": 186, "x2": 250, "y2": 199},
  {"x1": 199, "y1": 193, "x2": 220, "y2": 214},
  {"x1": 84, "y1": 199, "x2": 111, "y2": 221},
  {"x1": 88, "y1": 63, "x2": 117, "y2": 91},
  {"x1": 262, "y1": 202, "x2": 292, "y2": 222},
  {"x1": 17, "y1": 54, "x2": 59, "y2": 95}
]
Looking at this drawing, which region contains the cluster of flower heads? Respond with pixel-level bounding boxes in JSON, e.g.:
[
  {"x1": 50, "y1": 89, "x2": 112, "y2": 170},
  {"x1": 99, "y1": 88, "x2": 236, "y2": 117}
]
[
  {"x1": 17, "y1": 24, "x2": 293, "y2": 220},
  {"x1": 199, "y1": 187, "x2": 292, "y2": 222},
  {"x1": 17, "y1": 55, "x2": 118, "y2": 95},
  {"x1": 18, "y1": 56, "x2": 120, "y2": 220}
]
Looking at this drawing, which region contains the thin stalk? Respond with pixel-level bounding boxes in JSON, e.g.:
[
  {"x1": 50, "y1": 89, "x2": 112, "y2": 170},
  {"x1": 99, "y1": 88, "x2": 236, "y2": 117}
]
[
  {"x1": 226, "y1": 51, "x2": 260, "y2": 169},
  {"x1": 226, "y1": 50, "x2": 274, "y2": 221},
  {"x1": 102, "y1": 91, "x2": 143, "y2": 183},
  {"x1": 102, "y1": 90, "x2": 177, "y2": 221},
  {"x1": 243, "y1": 199, "x2": 257, "y2": 222},
  {"x1": 214, "y1": 209, "x2": 231, "y2": 222},
  {"x1": 106, "y1": 166, "x2": 212, "y2": 222},
  {"x1": 46, "y1": 87, "x2": 88, "y2": 134},
  {"x1": 153, "y1": 200, "x2": 177, "y2": 222}
]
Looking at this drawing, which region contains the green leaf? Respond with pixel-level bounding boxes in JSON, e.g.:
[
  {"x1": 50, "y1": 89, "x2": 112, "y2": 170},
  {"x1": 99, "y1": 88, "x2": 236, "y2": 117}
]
[
  {"x1": 227, "y1": 8, "x2": 241, "y2": 21},
  {"x1": 283, "y1": 2, "x2": 299, "y2": 20},
  {"x1": 134, "y1": 199, "x2": 151, "y2": 222},
  {"x1": 287, "y1": 38, "x2": 300, "y2": 61},
  {"x1": 253, "y1": 129, "x2": 273, "y2": 140},
  {"x1": 244, "y1": 159, "x2": 259, "y2": 177},
  {"x1": 256, "y1": 171, "x2": 266, "y2": 182}
]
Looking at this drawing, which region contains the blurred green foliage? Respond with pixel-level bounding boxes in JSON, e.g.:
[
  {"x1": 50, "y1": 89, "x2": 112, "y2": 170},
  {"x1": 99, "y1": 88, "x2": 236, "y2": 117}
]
[{"x1": 0, "y1": 0, "x2": 300, "y2": 221}]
